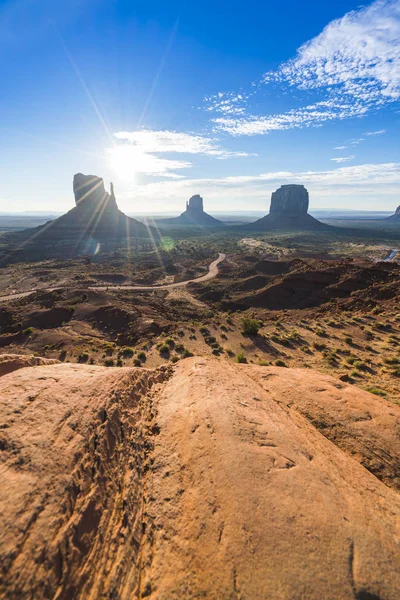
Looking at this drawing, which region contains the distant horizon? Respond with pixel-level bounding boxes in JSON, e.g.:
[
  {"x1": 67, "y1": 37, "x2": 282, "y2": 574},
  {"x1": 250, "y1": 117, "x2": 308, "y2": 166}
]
[{"x1": 0, "y1": 208, "x2": 394, "y2": 217}]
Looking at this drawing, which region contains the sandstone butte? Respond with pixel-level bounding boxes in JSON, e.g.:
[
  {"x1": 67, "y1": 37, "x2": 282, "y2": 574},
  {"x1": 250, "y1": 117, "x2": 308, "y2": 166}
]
[
  {"x1": 243, "y1": 184, "x2": 331, "y2": 231},
  {"x1": 1, "y1": 354, "x2": 400, "y2": 599},
  {"x1": 386, "y1": 205, "x2": 400, "y2": 221},
  {"x1": 160, "y1": 194, "x2": 224, "y2": 227}
]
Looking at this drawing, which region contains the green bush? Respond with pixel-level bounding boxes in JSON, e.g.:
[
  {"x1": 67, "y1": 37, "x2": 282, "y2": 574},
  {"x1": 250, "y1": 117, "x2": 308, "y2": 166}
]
[
  {"x1": 159, "y1": 344, "x2": 170, "y2": 355},
  {"x1": 137, "y1": 351, "x2": 146, "y2": 361},
  {"x1": 133, "y1": 358, "x2": 142, "y2": 367},
  {"x1": 241, "y1": 317, "x2": 261, "y2": 336},
  {"x1": 275, "y1": 359, "x2": 287, "y2": 367},
  {"x1": 23, "y1": 327, "x2": 33, "y2": 336},
  {"x1": 365, "y1": 387, "x2": 387, "y2": 397},
  {"x1": 119, "y1": 346, "x2": 134, "y2": 358},
  {"x1": 104, "y1": 358, "x2": 114, "y2": 367},
  {"x1": 236, "y1": 352, "x2": 247, "y2": 364}
]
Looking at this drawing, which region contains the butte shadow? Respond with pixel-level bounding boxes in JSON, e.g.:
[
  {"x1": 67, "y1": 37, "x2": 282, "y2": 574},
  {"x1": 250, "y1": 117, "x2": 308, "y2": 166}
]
[{"x1": 386, "y1": 205, "x2": 400, "y2": 222}]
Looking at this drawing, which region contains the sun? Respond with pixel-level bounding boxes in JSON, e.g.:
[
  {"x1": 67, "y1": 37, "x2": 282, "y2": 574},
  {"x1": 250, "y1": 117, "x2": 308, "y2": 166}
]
[{"x1": 107, "y1": 145, "x2": 140, "y2": 181}]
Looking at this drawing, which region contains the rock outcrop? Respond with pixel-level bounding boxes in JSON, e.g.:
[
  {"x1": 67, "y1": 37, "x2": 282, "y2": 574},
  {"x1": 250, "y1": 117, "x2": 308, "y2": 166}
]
[
  {"x1": 270, "y1": 184, "x2": 309, "y2": 215},
  {"x1": 1, "y1": 174, "x2": 158, "y2": 260},
  {"x1": 386, "y1": 205, "x2": 400, "y2": 221},
  {"x1": 160, "y1": 194, "x2": 224, "y2": 227},
  {"x1": 1, "y1": 355, "x2": 400, "y2": 599},
  {"x1": 243, "y1": 184, "x2": 329, "y2": 231},
  {"x1": 73, "y1": 173, "x2": 118, "y2": 212}
]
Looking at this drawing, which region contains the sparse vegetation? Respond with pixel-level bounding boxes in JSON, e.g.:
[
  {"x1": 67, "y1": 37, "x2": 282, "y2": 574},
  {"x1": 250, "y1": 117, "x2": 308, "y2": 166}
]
[
  {"x1": 241, "y1": 317, "x2": 262, "y2": 336},
  {"x1": 236, "y1": 352, "x2": 247, "y2": 364}
]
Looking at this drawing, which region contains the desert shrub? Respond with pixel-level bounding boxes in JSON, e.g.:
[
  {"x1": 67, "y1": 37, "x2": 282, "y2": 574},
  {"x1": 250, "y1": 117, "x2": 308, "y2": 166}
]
[
  {"x1": 212, "y1": 349, "x2": 220, "y2": 355},
  {"x1": 236, "y1": 352, "x2": 247, "y2": 364},
  {"x1": 119, "y1": 346, "x2": 134, "y2": 358},
  {"x1": 104, "y1": 343, "x2": 115, "y2": 356},
  {"x1": 365, "y1": 387, "x2": 387, "y2": 397},
  {"x1": 165, "y1": 337, "x2": 175, "y2": 348},
  {"x1": 241, "y1": 317, "x2": 261, "y2": 336},
  {"x1": 77, "y1": 352, "x2": 89, "y2": 363},
  {"x1": 116, "y1": 359, "x2": 123, "y2": 367},
  {"x1": 159, "y1": 344, "x2": 170, "y2": 355},
  {"x1": 171, "y1": 355, "x2": 179, "y2": 363},
  {"x1": 275, "y1": 359, "x2": 287, "y2": 367},
  {"x1": 315, "y1": 328, "x2": 327, "y2": 338},
  {"x1": 225, "y1": 348, "x2": 235, "y2": 357},
  {"x1": 104, "y1": 358, "x2": 114, "y2": 367},
  {"x1": 23, "y1": 327, "x2": 33, "y2": 336},
  {"x1": 182, "y1": 349, "x2": 194, "y2": 358},
  {"x1": 344, "y1": 336, "x2": 353, "y2": 345},
  {"x1": 258, "y1": 359, "x2": 268, "y2": 366},
  {"x1": 133, "y1": 358, "x2": 141, "y2": 367},
  {"x1": 137, "y1": 351, "x2": 146, "y2": 361},
  {"x1": 353, "y1": 360, "x2": 368, "y2": 371},
  {"x1": 175, "y1": 343, "x2": 185, "y2": 353},
  {"x1": 221, "y1": 325, "x2": 228, "y2": 332},
  {"x1": 313, "y1": 342, "x2": 327, "y2": 351},
  {"x1": 383, "y1": 356, "x2": 400, "y2": 365}
]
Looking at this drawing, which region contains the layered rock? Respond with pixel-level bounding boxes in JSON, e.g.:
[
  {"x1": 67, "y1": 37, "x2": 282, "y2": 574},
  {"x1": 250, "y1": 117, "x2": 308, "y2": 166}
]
[
  {"x1": 386, "y1": 206, "x2": 400, "y2": 221},
  {"x1": 243, "y1": 184, "x2": 329, "y2": 231},
  {"x1": 1, "y1": 355, "x2": 400, "y2": 599},
  {"x1": 270, "y1": 184, "x2": 309, "y2": 216},
  {"x1": 160, "y1": 194, "x2": 224, "y2": 227}
]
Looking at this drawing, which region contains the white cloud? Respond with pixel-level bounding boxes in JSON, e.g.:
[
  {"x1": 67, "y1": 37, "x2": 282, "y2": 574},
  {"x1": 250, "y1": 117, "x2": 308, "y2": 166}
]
[
  {"x1": 117, "y1": 162, "x2": 400, "y2": 212},
  {"x1": 334, "y1": 145, "x2": 348, "y2": 150},
  {"x1": 330, "y1": 155, "x2": 355, "y2": 163},
  {"x1": 364, "y1": 129, "x2": 387, "y2": 136},
  {"x1": 209, "y1": 0, "x2": 400, "y2": 135},
  {"x1": 107, "y1": 129, "x2": 253, "y2": 179}
]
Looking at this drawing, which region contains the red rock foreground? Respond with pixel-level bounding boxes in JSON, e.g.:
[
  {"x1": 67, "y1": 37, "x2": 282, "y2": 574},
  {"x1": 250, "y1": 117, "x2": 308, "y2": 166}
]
[{"x1": 0, "y1": 355, "x2": 400, "y2": 599}]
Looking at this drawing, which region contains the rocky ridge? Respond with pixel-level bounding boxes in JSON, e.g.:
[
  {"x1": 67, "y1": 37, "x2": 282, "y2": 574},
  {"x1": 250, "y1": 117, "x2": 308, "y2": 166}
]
[{"x1": 1, "y1": 354, "x2": 400, "y2": 599}]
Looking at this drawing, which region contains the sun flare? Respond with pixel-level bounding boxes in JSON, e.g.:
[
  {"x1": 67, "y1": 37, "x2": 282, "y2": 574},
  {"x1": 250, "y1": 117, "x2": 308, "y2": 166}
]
[{"x1": 107, "y1": 145, "x2": 139, "y2": 181}]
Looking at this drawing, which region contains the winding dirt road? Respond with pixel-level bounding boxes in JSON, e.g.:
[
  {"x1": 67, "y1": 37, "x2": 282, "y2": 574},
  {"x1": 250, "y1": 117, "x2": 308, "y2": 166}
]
[{"x1": 0, "y1": 253, "x2": 226, "y2": 303}]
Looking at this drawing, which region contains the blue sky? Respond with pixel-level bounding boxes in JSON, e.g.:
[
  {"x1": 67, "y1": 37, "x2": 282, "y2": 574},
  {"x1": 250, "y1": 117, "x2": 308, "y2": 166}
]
[{"x1": 0, "y1": 0, "x2": 399, "y2": 213}]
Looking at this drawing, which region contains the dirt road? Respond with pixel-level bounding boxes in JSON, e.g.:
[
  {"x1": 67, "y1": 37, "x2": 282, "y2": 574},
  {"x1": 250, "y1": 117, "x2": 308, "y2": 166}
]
[{"x1": 0, "y1": 253, "x2": 226, "y2": 302}]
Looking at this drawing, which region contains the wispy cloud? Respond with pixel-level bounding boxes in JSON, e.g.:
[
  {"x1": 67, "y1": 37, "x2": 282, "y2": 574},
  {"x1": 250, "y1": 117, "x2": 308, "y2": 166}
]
[
  {"x1": 117, "y1": 162, "x2": 400, "y2": 211},
  {"x1": 107, "y1": 130, "x2": 253, "y2": 179},
  {"x1": 364, "y1": 129, "x2": 387, "y2": 136},
  {"x1": 207, "y1": 0, "x2": 400, "y2": 135},
  {"x1": 330, "y1": 155, "x2": 355, "y2": 163},
  {"x1": 334, "y1": 128, "x2": 387, "y2": 150}
]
